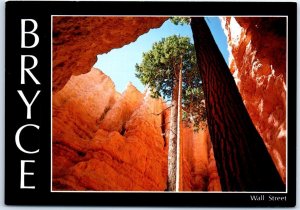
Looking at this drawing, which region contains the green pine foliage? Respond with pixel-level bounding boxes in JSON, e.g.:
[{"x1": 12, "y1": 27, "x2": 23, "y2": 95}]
[
  {"x1": 135, "y1": 35, "x2": 206, "y2": 130},
  {"x1": 170, "y1": 16, "x2": 191, "y2": 25}
]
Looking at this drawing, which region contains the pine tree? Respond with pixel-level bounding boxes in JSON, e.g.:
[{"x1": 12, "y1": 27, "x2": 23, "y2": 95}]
[{"x1": 135, "y1": 35, "x2": 206, "y2": 191}]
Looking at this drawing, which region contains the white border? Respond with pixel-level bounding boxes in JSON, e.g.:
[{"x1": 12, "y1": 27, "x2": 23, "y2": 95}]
[
  {"x1": 50, "y1": 15, "x2": 288, "y2": 194},
  {"x1": 51, "y1": 14, "x2": 53, "y2": 193}
]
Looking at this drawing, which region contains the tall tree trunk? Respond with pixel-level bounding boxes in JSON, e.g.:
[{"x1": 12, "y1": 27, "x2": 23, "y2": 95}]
[
  {"x1": 168, "y1": 68, "x2": 179, "y2": 191},
  {"x1": 190, "y1": 17, "x2": 285, "y2": 191},
  {"x1": 176, "y1": 58, "x2": 183, "y2": 191}
]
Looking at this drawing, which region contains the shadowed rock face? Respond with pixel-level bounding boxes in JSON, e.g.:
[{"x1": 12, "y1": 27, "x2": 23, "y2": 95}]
[
  {"x1": 53, "y1": 17, "x2": 167, "y2": 93},
  {"x1": 222, "y1": 17, "x2": 286, "y2": 183}
]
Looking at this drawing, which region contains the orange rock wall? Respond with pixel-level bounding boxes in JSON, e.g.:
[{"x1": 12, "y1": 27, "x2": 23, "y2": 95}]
[
  {"x1": 182, "y1": 126, "x2": 220, "y2": 191},
  {"x1": 221, "y1": 17, "x2": 286, "y2": 183},
  {"x1": 53, "y1": 68, "x2": 168, "y2": 190},
  {"x1": 53, "y1": 17, "x2": 167, "y2": 92}
]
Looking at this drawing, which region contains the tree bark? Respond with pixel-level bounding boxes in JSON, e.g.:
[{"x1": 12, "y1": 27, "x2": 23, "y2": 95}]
[
  {"x1": 167, "y1": 68, "x2": 179, "y2": 191},
  {"x1": 176, "y1": 58, "x2": 183, "y2": 191},
  {"x1": 191, "y1": 17, "x2": 285, "y2": 191}
]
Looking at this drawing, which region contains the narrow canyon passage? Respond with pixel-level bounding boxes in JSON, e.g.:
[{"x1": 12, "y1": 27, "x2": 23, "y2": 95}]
[{"x1": 52, "y1": 16, "x2": 286, "y2": 191}]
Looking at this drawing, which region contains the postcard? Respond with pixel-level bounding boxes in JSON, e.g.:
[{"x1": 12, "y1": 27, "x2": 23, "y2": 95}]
[{"x1": 5, "y1": 1, "x2": 296, "y2": 206}]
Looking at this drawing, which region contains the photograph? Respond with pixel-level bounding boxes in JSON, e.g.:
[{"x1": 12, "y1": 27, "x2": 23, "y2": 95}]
[{"x1": 52, "y1": 16, "x2": 286, "y2": 192}]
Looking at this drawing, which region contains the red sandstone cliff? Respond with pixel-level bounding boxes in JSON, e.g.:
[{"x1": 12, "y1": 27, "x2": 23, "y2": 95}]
[{"x1": 221, "y1": 17, "x2": 286, "y2": 183}]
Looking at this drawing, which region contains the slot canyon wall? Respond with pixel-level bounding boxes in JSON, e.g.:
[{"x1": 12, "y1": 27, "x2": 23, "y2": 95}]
[
  {"x1": 52, "y1": 16, "x2": 286, "y2": 191},
  {"x1": 222, "y1": 17, "x2": 286, "y2": 183}
]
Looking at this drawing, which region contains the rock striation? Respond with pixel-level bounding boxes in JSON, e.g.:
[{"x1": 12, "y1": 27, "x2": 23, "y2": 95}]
[{"x1": 222, "y1": 17, "x2": 286, "y2": 183}]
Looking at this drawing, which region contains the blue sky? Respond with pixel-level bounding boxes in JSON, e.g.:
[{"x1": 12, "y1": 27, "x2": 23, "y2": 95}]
[{"x1": 94, "y1": 17, "x2": 229, "y2": 93}]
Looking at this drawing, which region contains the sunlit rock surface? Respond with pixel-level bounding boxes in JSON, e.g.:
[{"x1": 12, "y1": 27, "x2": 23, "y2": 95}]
[
  {"x1": 222, "y1": 17, "x2": 286, "y2": 183},
  {"x1": 53, "y1": 16, "x2": 167, "y2": 92},
  {"x1": 53, "y1": 68, "x2": 168, "y2": 190},
  {"x1": 98, "y1": 83, "x2": 144, "y2": 133}
]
